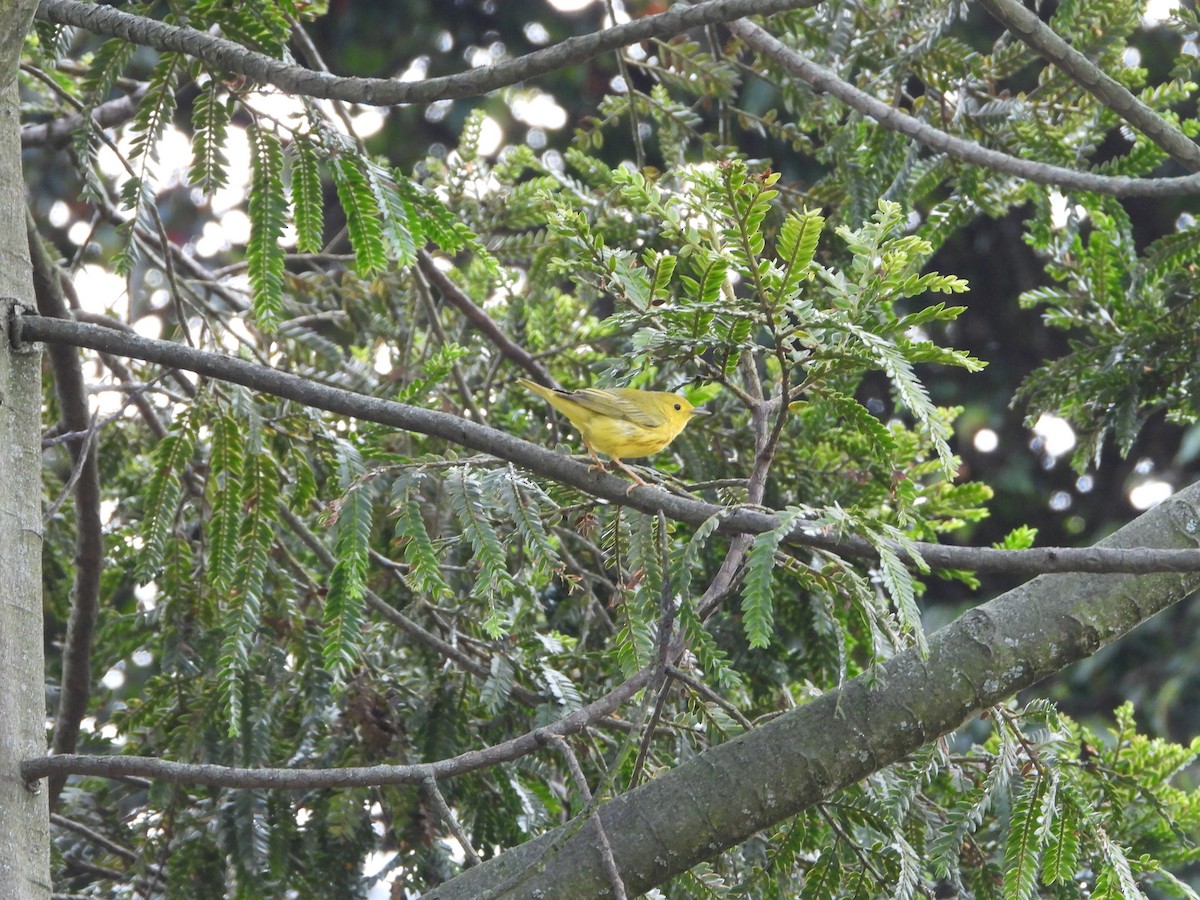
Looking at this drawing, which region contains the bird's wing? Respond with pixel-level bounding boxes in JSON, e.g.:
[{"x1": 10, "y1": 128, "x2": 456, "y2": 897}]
[{"x1": 567, "y1": 389, "x2": 665, "y2": 428}]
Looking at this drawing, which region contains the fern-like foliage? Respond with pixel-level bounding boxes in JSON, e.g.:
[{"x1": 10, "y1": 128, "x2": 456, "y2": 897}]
[
  {"x1": 219, "y1": 444, "x2": 280, "y2": 737},
  {"x1": 205, "y1": 412, "x2": 244, "y2": 593},
  {"x1": 289, "y1": 132, "x2": 325, "y2": 255},
  {"x1": 34, "y1": 1, "x2": 1200, "y2": 895},
  {"x1": 333, "y1": 154, "x2": 388, "y2": 276},
  {"x1": 323, "y1": 441, "x2": 371, "y2": 672},
  {"x1": 137, "y1": 404, "x2": 200, "y2": 583},
  {"x1": 391, "y1": 474, "x2": 454, "y2": 604},
  {"x1": 247, "y1": 123, "x2": 287, "y2": 329},
  {"x1": 188, "y1": 82, "x2": 231, "y2": 196},
  {"x1": 445, "y1": 467, "x2": 521, "y2": 637},
  {"x1": 741, "y1": 509, "x2": 807, "y2": 650}
]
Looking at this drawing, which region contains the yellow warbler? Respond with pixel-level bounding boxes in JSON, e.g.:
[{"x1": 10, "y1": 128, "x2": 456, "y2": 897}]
[{"x1": 518, "y1": 377, "x2": 707, "y2": 486}]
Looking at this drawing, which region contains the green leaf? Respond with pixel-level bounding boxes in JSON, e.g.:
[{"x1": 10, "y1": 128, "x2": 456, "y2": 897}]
[
  {"x1": 876, "y1": 545, "x2": 924, "y2": 651},
  {"x1": 1040, "y1": 796, "x2": 1080, "y2": 885},
  {"x1": 931, "y1": 720, "x2": 1021, "y2": 876},
  {"x1": 333, "y1": 155, "x2": 388, "y2": 275},
  {"x1": 206, "y1": 413, "x2": 244, "y2": 593},
  {"x1": 774, "y1": 208, "x2": 825, "y2": 306},
  {"x1": 138, "y1": 406, "x2": 200, "y2": 582},
  {"x1": 741, "y1": 508, "x2": 806, "y2": 649},
  {"x1": 128, "y1": 52, "x2": 179, "y2": 164},
  {"x1": 247, "y1": 123, "x2": 287, "y2": 330},
  {"x1": 290, "y1": 134, "x2": 325, "y2": 255},
  {"x1": 1003, "y1": 772, "x2": 1048, "y2": 900},
  {"x1": 892, "y1": 830, "x2": 919, "y2": 900},
  {"x1": 1096, "y1": 830, "x2": 1148, "y2": 900},
  {"x1": 539, "y1": 665, "x2": 582, "y2": 712},
  {"x1": 188, "y1": 83, "x2": 230, "y2": 196},
  {"x1": 323, "y1": 441, "x2": 371, "y2": 672},
  {"x1": 995, "y1": 526, "x2": 1038, "y2": 551},
  {"x1": 481, "y1": 654, "x2": 515, "y2": 713},
  {"x1": 799, "y1": 847, "x2": 841, "y2": 899},
  {"x1": 364, "y1": 159, "x2": 420, "y2": 268},
  {"x1": 494, "y1": 468, "x2": 560, "y2": 576},
  {"x1": 221, "y1": 447, "x2": 279, "y2": 736},
  {"x1": 446, "y1": 467, "x2": 519, "y2": 636},
  {"x1": 393, "y1": 487, "x2": 453, "y2": 603}
]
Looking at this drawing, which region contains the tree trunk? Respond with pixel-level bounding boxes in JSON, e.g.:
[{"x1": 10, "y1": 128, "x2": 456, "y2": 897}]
[{"x1": 0, "y1": 3, "x2": 50, "y2": 898}]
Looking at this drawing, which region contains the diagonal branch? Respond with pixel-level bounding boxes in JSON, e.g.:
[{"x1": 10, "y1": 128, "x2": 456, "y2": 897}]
[
  {"x1": 23, "y1": 670, "x2": 655, "y2": 788},
  {"x1": 728, "y1": 17, "x2": 1200, "y2": 197},
  {"x1": 20, "y1": 74, "x2": 148, "y2": 149},
  {"x1": 976, "y1": 0, "x2": 1200, "y2": 173},
  {"x1": 13, "y1": 309, "x2": 1200, "y2": 577},
  {"x1": 417, "y1": 250, "x2": 555, "y2": 387},
  {"x1": 421, "y1": 483, "x2": 1200, "y2": 898},
  {"x1": 26, "y1": 481, "x2": 1200, "y2": 896}
]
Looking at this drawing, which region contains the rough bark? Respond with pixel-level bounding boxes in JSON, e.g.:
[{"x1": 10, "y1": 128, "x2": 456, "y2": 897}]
[
  {"x1": 0, "y1": 3, "x2": 50, "y2": 897},
  {"x1": 426, "y1": 486, "x2": 1200, "y2": 898}
]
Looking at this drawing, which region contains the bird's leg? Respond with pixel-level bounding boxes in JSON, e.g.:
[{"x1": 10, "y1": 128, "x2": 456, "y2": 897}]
[
  {"x1": 583, "y1": 442, "x2": 649, "y2": 489},
  {"x1": 609, "y1": 457, "x2": 650, "y2": 489},
  {"x1": 583, "y1": 442, "x2": 611, "y2": 474}
]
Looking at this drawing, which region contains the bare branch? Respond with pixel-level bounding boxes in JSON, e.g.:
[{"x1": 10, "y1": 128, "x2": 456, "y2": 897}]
[
  {"x1": 728, "y1": 18, "x2": 1200, "y2": 197},
  {"x1": 22, "y1": 671, "x2": 653, "y2": 787},
  {"x1": 543, "y1": 734, "x2": 627, "y2": 900},
  {"x1": 977, "y1": 0, "x2": 1200, "y2": 173},
  {"x1": 417, "y1": 250, "x2": 555, "y2": 387},
  {"x1": 36, "y1": 0, "x2": 821, "y2": 107},
  {"x1": 49, "y1": 814, "x2": 148, "y2": 869},
  {"x1": 27, "y1": 213, "x2": 103, "y2": 810},
  {"x1": 423, "y1": 776, "x2": 482, "y2": 868},
  {"x1": 14, "y1": 310, "x2": 1200, "y2": 577},
  {"x1": 20, "y1": 74, "x2": 148, "y2": 149}
]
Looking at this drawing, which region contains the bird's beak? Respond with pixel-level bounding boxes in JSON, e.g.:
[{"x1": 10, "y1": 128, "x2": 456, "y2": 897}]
[{"x1": 689, "y1": 408, "x2": 710, "y2": 416}]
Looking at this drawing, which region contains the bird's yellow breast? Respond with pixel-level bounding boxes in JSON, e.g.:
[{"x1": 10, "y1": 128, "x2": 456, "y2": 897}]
[{"x1": 579, "y1": 417, "x2": 675, "y2": 460}]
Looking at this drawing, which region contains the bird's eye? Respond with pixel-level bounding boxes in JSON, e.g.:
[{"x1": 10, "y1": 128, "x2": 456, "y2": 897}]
[{"x1": 674, "y1": 404, "x2": 682, "y2": 410}]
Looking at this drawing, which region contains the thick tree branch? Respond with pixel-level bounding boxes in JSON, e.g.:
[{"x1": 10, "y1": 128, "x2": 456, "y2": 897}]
[
  {"x1": 27, "y1": 214, "x2": 103, "y2": 810},
  {"x1": 36, "y1": 0, "x2": 820, "y2": 106},
  {"x1": 728, "y1": 18, "x2": 1200, "y2": 197},
  {"x1": 976, "y1": 0, "x2": 1200, "y2": 173},
  {"x1": 13, "y1": 309, "x2": 1200, "y2": 576},
  {"x1": 422, "y1": 485, "x2": 1200, "y2": 898}
]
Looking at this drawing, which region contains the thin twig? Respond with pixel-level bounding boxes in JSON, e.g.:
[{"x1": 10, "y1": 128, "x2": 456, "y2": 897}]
[
  {"x1": 37, "y1": 0, "x2": 824, "y2": 106},
  {"x1": 667, "y1": 665, "x2": 753, "y2": 730},
  {"x1": 417, "y1": 250, "x2": 554, "y2": 386},
  {"x1": 423, "y1": 776, "x2": 483, "y2": 867}
]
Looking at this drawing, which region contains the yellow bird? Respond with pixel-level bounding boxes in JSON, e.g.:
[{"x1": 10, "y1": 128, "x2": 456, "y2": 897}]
[{"x1": 518, "y1": 377, "x2": 707, "y2": 486}]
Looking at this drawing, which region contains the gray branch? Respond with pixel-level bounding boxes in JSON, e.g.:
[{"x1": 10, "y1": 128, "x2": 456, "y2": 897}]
[
  {"x1": 13, "y1": 309, "x2": 1200, "y2": 577},
  {"x1": 37, "y1": 0, "x2": 820, "y2": 106},
  {"x1": 423, "y1": 485, "x2": 1200, "y2": 897},
  {"x1": 977, "y1": 0, "x2": 1200, "y2": 173},
  {"x1": 729, "y1": 18, "x2": 1200, "y2": 197}
]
